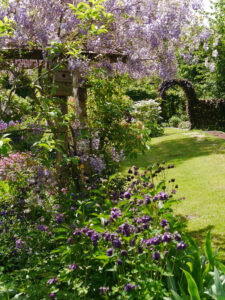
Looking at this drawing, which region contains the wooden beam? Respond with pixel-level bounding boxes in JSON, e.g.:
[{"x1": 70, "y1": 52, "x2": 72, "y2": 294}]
[{"x1": 0, "y1": 48, "x2": 127, "y2": 63}]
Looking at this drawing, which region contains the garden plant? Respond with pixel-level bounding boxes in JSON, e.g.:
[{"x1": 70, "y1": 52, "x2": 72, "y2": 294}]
[{"x1": 0, "y1": 0, "x2": 224, "y2": 299}]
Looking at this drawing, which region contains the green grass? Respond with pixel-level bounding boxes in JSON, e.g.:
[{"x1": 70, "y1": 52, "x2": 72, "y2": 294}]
[{"x1": 121, "y1": 127, "x2": 225, "y2": 260}]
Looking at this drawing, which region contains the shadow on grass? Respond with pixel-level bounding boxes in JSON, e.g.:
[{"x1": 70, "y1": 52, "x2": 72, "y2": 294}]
[
  {"x1": 189, "y1": 225, "x2": 225, "y2": 263},
  {"x1": 122, "y1": 135, "x2": 225, "y2": 169}
]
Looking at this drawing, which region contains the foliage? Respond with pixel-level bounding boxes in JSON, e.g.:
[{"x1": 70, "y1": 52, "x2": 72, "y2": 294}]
[
  {"x1": 0, "y1": 134, "x2": 12, "y2": 157},
  {"x1": 0, "y1": 157, "x2": 224, "y2": 299},
  {"x1": 168, "y1": 116, "x2": 182, "y2": 128},
  {"x1": 0, "y1": 0, "x2": 204, "y2": 79},
  {"x1": 162, "y1": 88, "x2": 186, "y2": 121},
  {"x1": 125, "y1": 76, "x2": 160, "y2": 102},
  {"x1": 131, "y1": 99, "x2": 164, "y2": 137},
  {"x1": 87, "y1": 71, "x2": 151, "y2": 161}
]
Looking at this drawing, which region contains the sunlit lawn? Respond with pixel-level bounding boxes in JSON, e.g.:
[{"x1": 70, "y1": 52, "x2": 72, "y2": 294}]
[{"x1": 121, "y1": 127, "x2": 225, "y2": 260}]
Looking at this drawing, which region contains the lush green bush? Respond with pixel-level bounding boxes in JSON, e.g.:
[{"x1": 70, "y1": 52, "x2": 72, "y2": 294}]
[
  {"x1": 168, "y1": 116, "x2": 181, "y2": 128},
  {"x1": 0, "y1": 158, "x2": 224, "y2": 299},
  {"x1": 87, "y1": 72, "x2": 151, "y2": 164},
  {"x1": 131, "y1": 99, "x2": 164, "y2": 137}
]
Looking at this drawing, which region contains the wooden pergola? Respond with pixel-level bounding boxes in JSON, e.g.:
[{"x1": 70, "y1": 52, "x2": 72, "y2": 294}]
[{"x1": 0, "y1": 48, "x2": 127, "y2": 121}]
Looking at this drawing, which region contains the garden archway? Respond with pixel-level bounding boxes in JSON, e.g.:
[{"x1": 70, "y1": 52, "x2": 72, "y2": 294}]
[{"x1": 158, "y1": 78, "x2": 199, "y2": 129}]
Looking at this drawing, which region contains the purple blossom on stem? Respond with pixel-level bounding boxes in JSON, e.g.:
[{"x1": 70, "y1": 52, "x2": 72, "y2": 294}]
[
  {"x1": 125, "y1": 284, "x2": 137, "y2": 292},
  {"x1": 161, "y1": 219, "x2": 168, "y2": 228},
  {"x1": 152, "y1": 251, "x2": 160, "y2": 261},
  {"x1": 177, "y1": 241, "x2": 187, "y2": 250},
  {"x1": 121, "y1": 250, "x2": 127, "y2": 257},
  {"x1": 162, "y1": 232, "x2": 172, "y2": 242},
  {"x1": 106, "y1": 248, "x2": 113, "y2": 257},
  {"x1": 145, "y1": 194, "x2": 151, "y2": 204},
  {"x1": 174, "y1": 231, "x2": 181, "y2": 241}
]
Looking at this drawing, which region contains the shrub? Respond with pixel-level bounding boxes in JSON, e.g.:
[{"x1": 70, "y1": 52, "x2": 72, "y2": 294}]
[
  {"x1": 0, "y1": 160, "x2": 224, "y2": 299},
  {"x1": 132, "y1": 99, "x2": 164, "y2": 137},
  {"x1": 168, "y1": 115, "x2": 181, "y2": 127},
  {"x1": 87, "y1": 72, "x2": 151, "y2": 163}
]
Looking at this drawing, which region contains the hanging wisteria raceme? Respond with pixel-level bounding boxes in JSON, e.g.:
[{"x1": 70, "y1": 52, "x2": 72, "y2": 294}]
[{"x1": 0, "y1": 0, "x2": 203, "y2": 78}]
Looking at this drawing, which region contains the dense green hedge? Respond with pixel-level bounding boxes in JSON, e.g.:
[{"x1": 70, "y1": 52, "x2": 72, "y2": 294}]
[{"x1": 159, "y1": 78, "x2": 225, "y2": 130}]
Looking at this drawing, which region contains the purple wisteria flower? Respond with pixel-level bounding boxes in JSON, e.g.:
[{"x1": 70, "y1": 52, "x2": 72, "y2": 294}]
[
  {"x1": 177, "y1": 241, "x2": 187, "y2": 250},
  {"x1": 125, "y1": 283, "x2": 137, "y2": 292},
  {"x1": 47, "y1": 278, "x2": 58, "y2": 285},
  {"x1": 99, "y1": 286, "x2": 109, "y2": 295},
  {"x1": 117, "y1": 259, "x2": 123, "y2": 265},
  {"x1": 121, "y1": 250, "x2": 127, "y2": 257}
]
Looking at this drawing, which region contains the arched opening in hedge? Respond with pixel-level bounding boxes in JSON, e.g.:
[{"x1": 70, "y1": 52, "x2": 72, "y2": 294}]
[{"x1": 158, "y1": 79, "x2": 199, "y2": 129}]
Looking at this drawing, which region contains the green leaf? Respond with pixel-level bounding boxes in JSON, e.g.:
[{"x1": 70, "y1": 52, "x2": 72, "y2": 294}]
[
  {"x1": 214, "y1": 267, "x2": 225, "y2": 299},
  {"x1": 166, "y1": 260, "x2": 177, "y2": 293},
  {"x1": 205, "y1": 231, "x2": 215, "y2": 269},
  {"x1": 108, "y1": 173, "x2": 117, "y2": 183},
  {"x1": 182, "y1": 269, "x2": 201, "y2": 300},
  {"x1": 94, "y1": 255, "x2": 109, "y2": 260},
  {"x1": 216, "y1": 261, "x2": 225, "y2": 274},
  {"x1": 171, "y1": 290, "x2": 183, "y2": 300}
]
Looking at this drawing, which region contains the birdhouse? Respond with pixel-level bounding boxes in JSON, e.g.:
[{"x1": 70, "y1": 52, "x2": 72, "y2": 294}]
[{"x1": 53, "y1": 70, "x2": 73, "y2": 96}]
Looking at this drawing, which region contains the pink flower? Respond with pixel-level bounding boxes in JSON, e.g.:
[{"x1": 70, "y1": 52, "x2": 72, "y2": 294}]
[{"x1": 61, "y1": 188, "x2": 67, "y2": 195}]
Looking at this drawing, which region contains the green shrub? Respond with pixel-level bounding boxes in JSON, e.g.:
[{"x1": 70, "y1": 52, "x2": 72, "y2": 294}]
[
  {"x1": 168, "y1": 115, "x2": 181, "y2": 127},
  {"x1": 131, "y1": 99, "x2": 164, "y2": 137}
]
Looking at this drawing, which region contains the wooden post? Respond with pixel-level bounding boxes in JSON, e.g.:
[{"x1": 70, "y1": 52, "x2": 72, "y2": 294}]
[{"x1": 72, "y1": 70, "x2": 87, "y2": 124}]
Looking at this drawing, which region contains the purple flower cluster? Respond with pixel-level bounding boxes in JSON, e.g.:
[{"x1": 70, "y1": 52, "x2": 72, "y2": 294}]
[
  {"x1": 177, "y1": 241, "x2": 187, "y2": 250},
  {"x1": 161, "y1": 219, "x2": 168, "y2": 228},
  {"x1": 153, "y1": 191, "x2": 168, "y2": 202},
  {"x1": 118, "y1": 222, "x2": 135, "y2": 237},
  {"x1": 125, "y1": 283, "x2": 138, "y2": 292},
  {"x1": 110, "y1": 207, "x2": 121, "y2": 221},
  {"x1": 73, "y1": 227, "x2": 100, "y2": 247}
]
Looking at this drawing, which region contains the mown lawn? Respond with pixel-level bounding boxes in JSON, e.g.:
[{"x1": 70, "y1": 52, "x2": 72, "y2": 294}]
[{"x1": 121, "y1": 127, "x2": 225, "y2": 260}]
